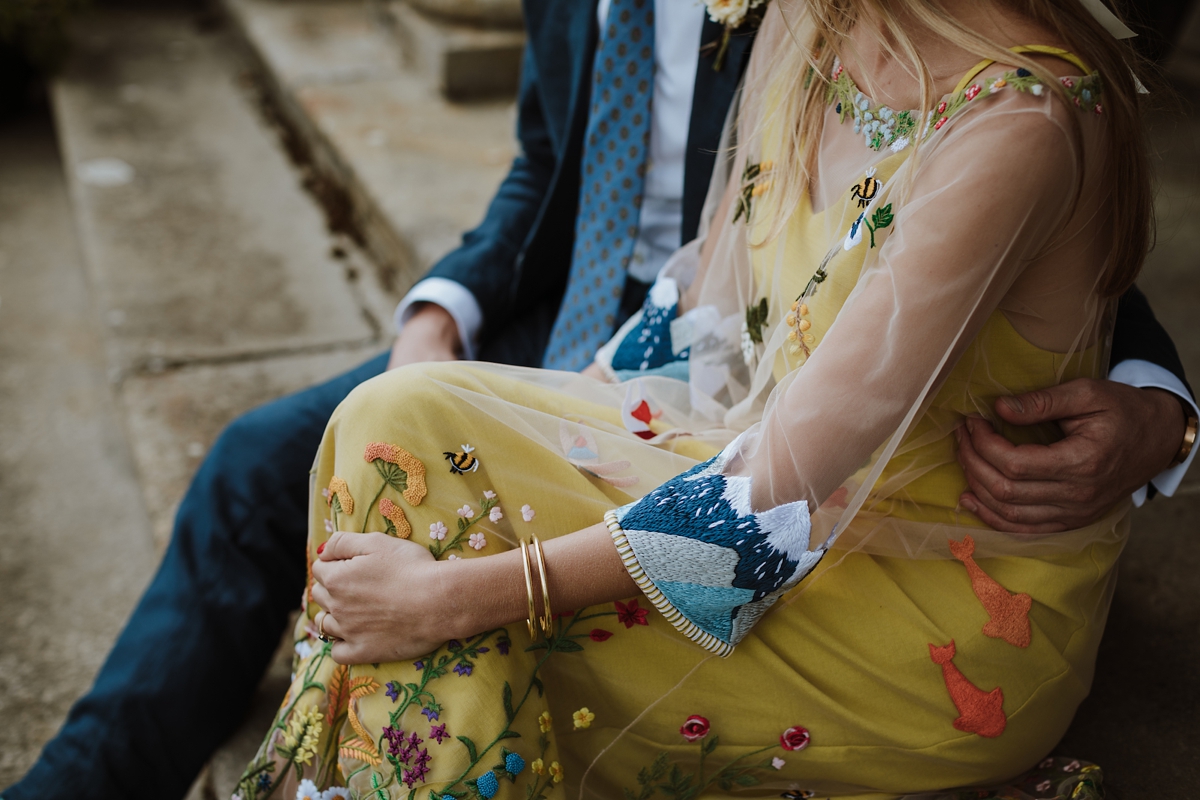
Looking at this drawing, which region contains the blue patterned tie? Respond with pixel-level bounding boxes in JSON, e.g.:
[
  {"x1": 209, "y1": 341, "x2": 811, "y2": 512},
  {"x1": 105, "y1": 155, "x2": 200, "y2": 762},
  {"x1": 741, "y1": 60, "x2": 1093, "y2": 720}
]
[{"x1": 542, "y1": 0, "x2": 655, "y2": 370}]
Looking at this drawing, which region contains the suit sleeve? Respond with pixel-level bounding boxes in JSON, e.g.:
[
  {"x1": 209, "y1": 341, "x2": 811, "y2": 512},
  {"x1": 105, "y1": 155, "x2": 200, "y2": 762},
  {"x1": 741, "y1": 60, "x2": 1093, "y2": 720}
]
[
  {"x1": 1110, "y1": 284, "x2": 1194, "y2": 399},
  {"x1": 422, "y1": 45, "x2": 558, "y2": 328}
]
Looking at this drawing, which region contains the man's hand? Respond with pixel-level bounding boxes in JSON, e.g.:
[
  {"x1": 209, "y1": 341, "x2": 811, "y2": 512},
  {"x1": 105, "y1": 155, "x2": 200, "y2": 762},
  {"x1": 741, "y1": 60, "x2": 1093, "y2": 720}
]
[
  {"x1": 312, "y1": 532, "x2": 462, "y2": 664},
  {"x1": 955, "y1": 378, "x2": 1186, "y2": 533},
  {"x1": 388, "y1": 303, "x2": 461, "y2": 371}
]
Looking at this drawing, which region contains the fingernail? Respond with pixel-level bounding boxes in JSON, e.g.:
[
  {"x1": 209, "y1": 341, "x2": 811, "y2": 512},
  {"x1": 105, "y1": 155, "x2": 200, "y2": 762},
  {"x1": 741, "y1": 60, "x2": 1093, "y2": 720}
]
[
  {"x1": 1001, "y1": 396, "x2": 1023, "y2": 414},
  {"x1": 317, "y1": 542, "x2": 326, "y2": 555},
  {"x1": 961, "y1": 496, "x2": 978, "y2": 513}
]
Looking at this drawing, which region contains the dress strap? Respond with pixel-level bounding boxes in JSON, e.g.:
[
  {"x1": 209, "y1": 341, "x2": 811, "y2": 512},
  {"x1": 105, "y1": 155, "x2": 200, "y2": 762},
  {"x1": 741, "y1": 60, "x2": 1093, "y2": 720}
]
[{"x1": 952, "y1": 45, "x2": 1093, "y2": 94}]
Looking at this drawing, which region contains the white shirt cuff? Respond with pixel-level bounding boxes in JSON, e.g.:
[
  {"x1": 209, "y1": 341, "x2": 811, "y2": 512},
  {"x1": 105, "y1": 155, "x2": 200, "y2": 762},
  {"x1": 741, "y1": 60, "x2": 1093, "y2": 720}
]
[
  {"x1": 1109, "y1": 359, "x2": 1198, "y2": 506},
  {"x1": 394, "y1": 278, "x2": 483, "y2": 361}
]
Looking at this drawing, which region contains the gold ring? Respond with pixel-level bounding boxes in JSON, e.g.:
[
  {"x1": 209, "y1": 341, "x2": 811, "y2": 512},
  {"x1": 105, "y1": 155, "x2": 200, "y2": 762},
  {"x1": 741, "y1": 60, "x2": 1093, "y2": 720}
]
[{"x1": 317, "y1": 610, "x2": 333, "y2": 643}]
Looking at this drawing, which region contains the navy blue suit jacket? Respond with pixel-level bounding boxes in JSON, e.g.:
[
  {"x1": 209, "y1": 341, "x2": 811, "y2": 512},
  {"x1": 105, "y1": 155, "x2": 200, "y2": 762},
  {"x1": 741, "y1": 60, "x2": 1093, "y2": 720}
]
[{"x1": 423, "y1": 0, "x2": 1191, "y2": 400}]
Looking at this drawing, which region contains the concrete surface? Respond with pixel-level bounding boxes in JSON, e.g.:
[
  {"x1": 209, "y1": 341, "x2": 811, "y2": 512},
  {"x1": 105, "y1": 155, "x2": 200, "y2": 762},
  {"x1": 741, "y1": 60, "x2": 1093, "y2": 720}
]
[
  {"x1": 0, "y1": 7, "x2": 393, "y2": 793},
  {"x1": 0, "y1": 111, "x2": 159, "y2": 785},
  {"x1": 52, "y1": 12, "x2": 385, "y2": 375},
  {"x1": 222, "y1": 0, "x2": 517, "y2": 292}
]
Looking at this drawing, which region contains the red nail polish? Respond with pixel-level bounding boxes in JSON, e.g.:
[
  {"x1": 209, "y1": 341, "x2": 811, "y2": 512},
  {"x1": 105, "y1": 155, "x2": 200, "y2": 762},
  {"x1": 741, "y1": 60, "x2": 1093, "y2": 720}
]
[{"x1": 317, "y1": 542, "x2": 326, "y2": 555}]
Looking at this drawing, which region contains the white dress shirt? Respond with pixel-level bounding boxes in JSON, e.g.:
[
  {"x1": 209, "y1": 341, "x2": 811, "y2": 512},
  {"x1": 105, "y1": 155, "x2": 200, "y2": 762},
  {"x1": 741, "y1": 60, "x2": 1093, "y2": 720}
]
[{"x1": 394, "y1": 3, "x2": 1195, "y2": 497}]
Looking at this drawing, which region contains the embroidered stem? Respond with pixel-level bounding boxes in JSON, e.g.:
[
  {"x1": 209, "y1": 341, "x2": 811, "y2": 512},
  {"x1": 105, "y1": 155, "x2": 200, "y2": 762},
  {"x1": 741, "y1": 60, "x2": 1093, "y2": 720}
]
[
  {"x1": 713, "y1": 27, "x2": 731, "y2": 71},
  {"x1": 430, "y1": 495, "x2": 498, "y2": 559}
]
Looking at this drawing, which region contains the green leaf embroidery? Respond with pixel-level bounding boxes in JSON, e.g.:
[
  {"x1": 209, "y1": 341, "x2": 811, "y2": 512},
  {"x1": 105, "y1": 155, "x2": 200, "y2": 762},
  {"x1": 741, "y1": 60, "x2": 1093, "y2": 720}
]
[
  {"x1": 457, "y1": 735, "x2": 479, "y2": 763},
  {"x1": 865, "y1": 202, "x2": 894, "y2": 248},
  {"x1": 502, "y1": 682, "x2": 515, "y2": 723}
]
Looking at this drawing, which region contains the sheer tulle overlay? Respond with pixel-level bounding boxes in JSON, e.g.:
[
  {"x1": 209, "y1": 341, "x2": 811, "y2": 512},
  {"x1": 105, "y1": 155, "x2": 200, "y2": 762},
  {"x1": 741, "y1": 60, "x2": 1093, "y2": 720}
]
[{"x1": 238, "y1": 6, "x2": 1127, "y2": 799}]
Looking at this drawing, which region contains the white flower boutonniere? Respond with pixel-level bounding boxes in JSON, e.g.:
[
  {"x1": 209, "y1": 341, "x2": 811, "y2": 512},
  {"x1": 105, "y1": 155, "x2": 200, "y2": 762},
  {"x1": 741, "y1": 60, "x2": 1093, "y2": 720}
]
[{"x1": 703, "y1": 0, "x2": 768, "y2": 71}]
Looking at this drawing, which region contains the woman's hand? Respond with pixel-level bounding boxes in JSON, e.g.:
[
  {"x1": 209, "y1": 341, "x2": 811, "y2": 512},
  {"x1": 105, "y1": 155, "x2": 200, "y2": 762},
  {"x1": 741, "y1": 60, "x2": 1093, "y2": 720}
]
[{"x1": 312, "y1": 531, "x2": 460, "y2": 664}]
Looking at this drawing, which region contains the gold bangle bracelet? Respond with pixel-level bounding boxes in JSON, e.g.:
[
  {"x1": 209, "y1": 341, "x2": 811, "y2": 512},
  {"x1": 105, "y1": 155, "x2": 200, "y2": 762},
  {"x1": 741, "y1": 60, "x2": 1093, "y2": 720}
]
[
  {"x1": 520, "y1": 539, "x2": 538, "y2": 641},
  {"x1": 531, "y1": 535, "x2": 553, "y2": 636}
]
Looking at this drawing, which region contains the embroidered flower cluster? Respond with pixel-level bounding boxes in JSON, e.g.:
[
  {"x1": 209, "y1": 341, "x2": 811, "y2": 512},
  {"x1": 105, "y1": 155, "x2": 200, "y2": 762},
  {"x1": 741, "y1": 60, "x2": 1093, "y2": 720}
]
[{"x1": 826, "y1": 56, "x2": 1105, "y2": 152}]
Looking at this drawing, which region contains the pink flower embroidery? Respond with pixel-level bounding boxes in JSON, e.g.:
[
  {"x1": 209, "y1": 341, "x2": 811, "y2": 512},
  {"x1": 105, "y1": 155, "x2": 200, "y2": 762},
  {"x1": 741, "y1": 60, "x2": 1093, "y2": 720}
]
[
  {"x1": 489, "y1": 506, "x2": 503, "y2": 523},
  {"x1": 521, "y1": 504, "x2": 536, "y2": 522},
  {"x1": 457, "y1": 504, "x2": 474, "y2": 518},
  {"x1": 429, "y1": 521, "x2": 448, "y2": 541},
  {"x1": 468, "y1": 532, "x2": 487, "y2": 550},
  {"x1": 780, "y1": 726, "x2": 811, "y2": 751},
  {"x1": 1036, "y1": 780, "x2": 1052, "y2": 792},
  {"x1": 615, "y1": 598, "x2": 649, "y2": 627},
  {"x1": 483, "y1": 490, "x2": 496, "y2": 499},
  {"x1": 679, "y1": 715, "x2": 710, "y2": 742}
]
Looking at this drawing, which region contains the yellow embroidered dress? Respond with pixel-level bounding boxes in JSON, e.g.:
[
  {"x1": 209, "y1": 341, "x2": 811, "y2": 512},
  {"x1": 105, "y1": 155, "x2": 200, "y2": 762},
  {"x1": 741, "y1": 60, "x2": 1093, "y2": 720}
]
[{"x1": 238, "y1": 10, "x2": 1125, "y2": 800}]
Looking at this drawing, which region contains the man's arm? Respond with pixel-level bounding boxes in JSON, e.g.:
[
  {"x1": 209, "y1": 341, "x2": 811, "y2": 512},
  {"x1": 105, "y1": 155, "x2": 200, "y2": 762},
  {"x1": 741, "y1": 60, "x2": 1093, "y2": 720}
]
[
  {"x1": 388, "y1": 44, "x2": 560, "y2": 366},
  {"x1": 958, "y1": 284, "x2": 1197, "y2": 533}
]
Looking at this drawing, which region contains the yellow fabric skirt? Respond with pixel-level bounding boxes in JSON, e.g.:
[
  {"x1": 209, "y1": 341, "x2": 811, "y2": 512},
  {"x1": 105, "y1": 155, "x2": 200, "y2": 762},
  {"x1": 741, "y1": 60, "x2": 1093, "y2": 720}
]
[{"x1": 237, "y1": 362, "x2": 1125, "y2": 800}]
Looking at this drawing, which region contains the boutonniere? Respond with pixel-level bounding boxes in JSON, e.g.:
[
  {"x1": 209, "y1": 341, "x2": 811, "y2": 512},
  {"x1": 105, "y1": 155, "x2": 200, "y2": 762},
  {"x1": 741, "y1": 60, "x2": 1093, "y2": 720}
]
[{"x1": 701, "y1": 0, "x2": 768, "y2": 71}]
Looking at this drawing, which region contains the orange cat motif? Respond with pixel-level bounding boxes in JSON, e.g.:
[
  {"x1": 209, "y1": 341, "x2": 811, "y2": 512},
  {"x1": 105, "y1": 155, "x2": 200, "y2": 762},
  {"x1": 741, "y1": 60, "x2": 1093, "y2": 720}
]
[
  {"x1": 928, "y1": 640, "x2": 1007, "y2": 738},
  {"x1": 949, "y1": 534, "x2": 1032, "y2": 648}
]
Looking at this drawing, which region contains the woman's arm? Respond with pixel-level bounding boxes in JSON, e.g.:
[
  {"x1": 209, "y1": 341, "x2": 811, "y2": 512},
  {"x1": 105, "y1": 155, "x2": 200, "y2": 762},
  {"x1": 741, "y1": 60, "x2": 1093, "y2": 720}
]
[{"x1": 312, "y1": 524, "x2": 636, "y2": 665}]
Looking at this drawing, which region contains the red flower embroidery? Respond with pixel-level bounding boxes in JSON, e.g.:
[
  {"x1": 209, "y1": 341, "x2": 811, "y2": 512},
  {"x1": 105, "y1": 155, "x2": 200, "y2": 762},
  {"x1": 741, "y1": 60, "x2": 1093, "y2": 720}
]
[
  {"x1": 1094, "y1": 104, "x2": 1103, "y2": 115},
  {"x1": 780, "y1": 726, "x2": 811, "y2": 751},
  {"x1": 680, "y1": 715, "x2": 710, "y2": 742},
  {"x1": 935, "y1": 101, "x2": 947, "y2": 114},
  {"x1": 964, "y1": 84, "x2": 981, "y2": 101},
  {"x1": 934, "y1": 116, "x2": 948, "y2": 130},
  {"x1": 589, "y1": 629, "x2": 613, "y2": 642},
  {"x1": 1060, "y1": 77, "x2": 1075, "y2": 88},
  {"x1": 615, "y1": 598, "x2": 649, "y2": 628}
]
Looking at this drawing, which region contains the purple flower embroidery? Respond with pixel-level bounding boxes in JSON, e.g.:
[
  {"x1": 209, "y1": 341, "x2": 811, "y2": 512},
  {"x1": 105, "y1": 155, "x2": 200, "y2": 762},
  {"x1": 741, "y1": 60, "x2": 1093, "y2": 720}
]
[
  {"x1": 386, "y1": 681, "x2": 400, "y2": 702},
  {"x1": 413, "y1": 660, "x2": 424, "y2": 671},
  {"x1": 430, "y1": 723, "x2": 449, "y2": 743},
  {"x1": 402, "y1": 753, "x2": 432, "y2": 787},
  {"x1": 447, "y1": 639, "x2": 462, "y2": 650},
  {"x1": 383, "y1": 725, "x2": 406, "y2": 757},
  {"x1": 497, "y1": 639, "x2": 510, "y2": 655},
  {"x1": 477, "y1": 646, "x2": 490, "y2": 653},
  {"x1": 406, "y1": 731, "x2": 424, "y2": 749},
  {"x1": 422, "y1": 707, "x2": 439, "y2": 721},
  {"x1": 453, "y1": 661, "x2": 473, "y2": 677}
]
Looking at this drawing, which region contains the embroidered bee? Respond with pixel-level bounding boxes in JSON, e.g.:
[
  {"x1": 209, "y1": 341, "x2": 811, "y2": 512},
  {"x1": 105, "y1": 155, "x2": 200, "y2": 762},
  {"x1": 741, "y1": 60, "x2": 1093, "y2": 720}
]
[
  {"x1": 443, "y1": 444, "x2": 479, "y2": 475},
  {"x1": 850, "y1": 167, "x2": 881, "y2": 208}
]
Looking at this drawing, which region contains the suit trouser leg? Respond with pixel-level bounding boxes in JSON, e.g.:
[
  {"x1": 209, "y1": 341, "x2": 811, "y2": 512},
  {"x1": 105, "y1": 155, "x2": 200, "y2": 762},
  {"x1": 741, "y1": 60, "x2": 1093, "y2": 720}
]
[{"x1": 3, "y1": 352, "x2": 389, "y2": 800}]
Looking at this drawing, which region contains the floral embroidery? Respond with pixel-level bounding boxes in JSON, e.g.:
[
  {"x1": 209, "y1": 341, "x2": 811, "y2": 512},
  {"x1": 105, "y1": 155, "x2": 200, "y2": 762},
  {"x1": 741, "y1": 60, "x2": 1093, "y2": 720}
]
[
  {"x1": 771, "y1": 757, "x2": 786, "y2": 770},
  {"x1": 443, "y1": 444, "x2": 480, "y2": 475},
  {"x1": 680, "y1": 714, "x2": 710, "y2": 741},
  {"x1": 741, "y1": 296, "x2": 770, "y2": 363},
  {"x1": 378, "y1": 497, "x2": 411, "y2": 539},
  {"x1": 488, "y1": 505, "x2": 503, "y2": 523},
  {"x1": 521, "y1": 504, "x2": 536, "y2": 521},
  {"x1": 363, "y1": 442, "x2": 427, "y2": 505},
  {"x1": 785, "y1": 299, "x2": 813, "y2": 358},
  {"x1": 949, "y1": 534, "x2": 1032, "y2": 647},
  {"x1": 296, "y1": 778, "x2": 321, "y2": 800},
  {"x1": 431, "y1": 493, "x2": 498, "y2": 558},
  {"x1": 827, "y1": 55, "x2": 1104, "y2": 152},
  {"x1": 929, "y1": 640, "x2": 1006, "y2": 738},
  {"x1": 625, "y1": 717, "x2": 784, "y2": 798},
  {"x1": 622, "y1": 381, "x2": 662, "y2": 441},
  {"x1": 429, "y1": 521, "x2": 448, "y2": 541},
  {"x1": 779, "y1": 726, "x2": 810, "y2": 751},
  {"x1": 430, "y1": 722, "x2": 449, "y2": 743},
  {"x1": 572, "y1": 707, "x2": 596, "y2": 729},
  {"x1": 531, "y1": 758, "x2": 545, "y2": 774},
  {"x1": 276, "y1": 703, "x2": 323, "y2": 770},
  {"x1": 589, "y1": 628, "x2": 613, "y2": 641},
  {"x1": 385, "y1": 681, "x2": 400, "y2": 702},
  {"x1": 422, "y1": 706, "x2": 440, "y2": 721},
  {"x1": 732, "y1": 161, "x2": 773, "y2": 224},
  {"x1": 325, "y1": 477, "x2": 354, "y2": 524},
  {"x1": 538, "y1": 711, "x2": 553, "y2": 733},
  {"x1": 844, "y1": 202, "x2": 894, "y2": 251},
  {"x1": 615, "y1": 597, "x2": 650, "y2": 627},
  {"x1": 549, "y1": 762, "x2": 564, "y2": 784}
]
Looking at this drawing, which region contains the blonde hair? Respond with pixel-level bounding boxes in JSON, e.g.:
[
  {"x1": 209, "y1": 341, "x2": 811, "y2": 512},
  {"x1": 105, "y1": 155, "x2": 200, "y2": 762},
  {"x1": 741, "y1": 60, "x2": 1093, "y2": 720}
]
[{"x1": 759, "y1": 0, "x2": 1153, "y2": 297}]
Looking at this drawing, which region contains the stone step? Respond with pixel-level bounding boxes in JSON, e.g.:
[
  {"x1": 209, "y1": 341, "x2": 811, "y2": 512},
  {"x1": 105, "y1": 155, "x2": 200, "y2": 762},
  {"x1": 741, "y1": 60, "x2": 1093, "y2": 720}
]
[{"x1": 219, "y1": 0, "x2": 519, "y2": 299}]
